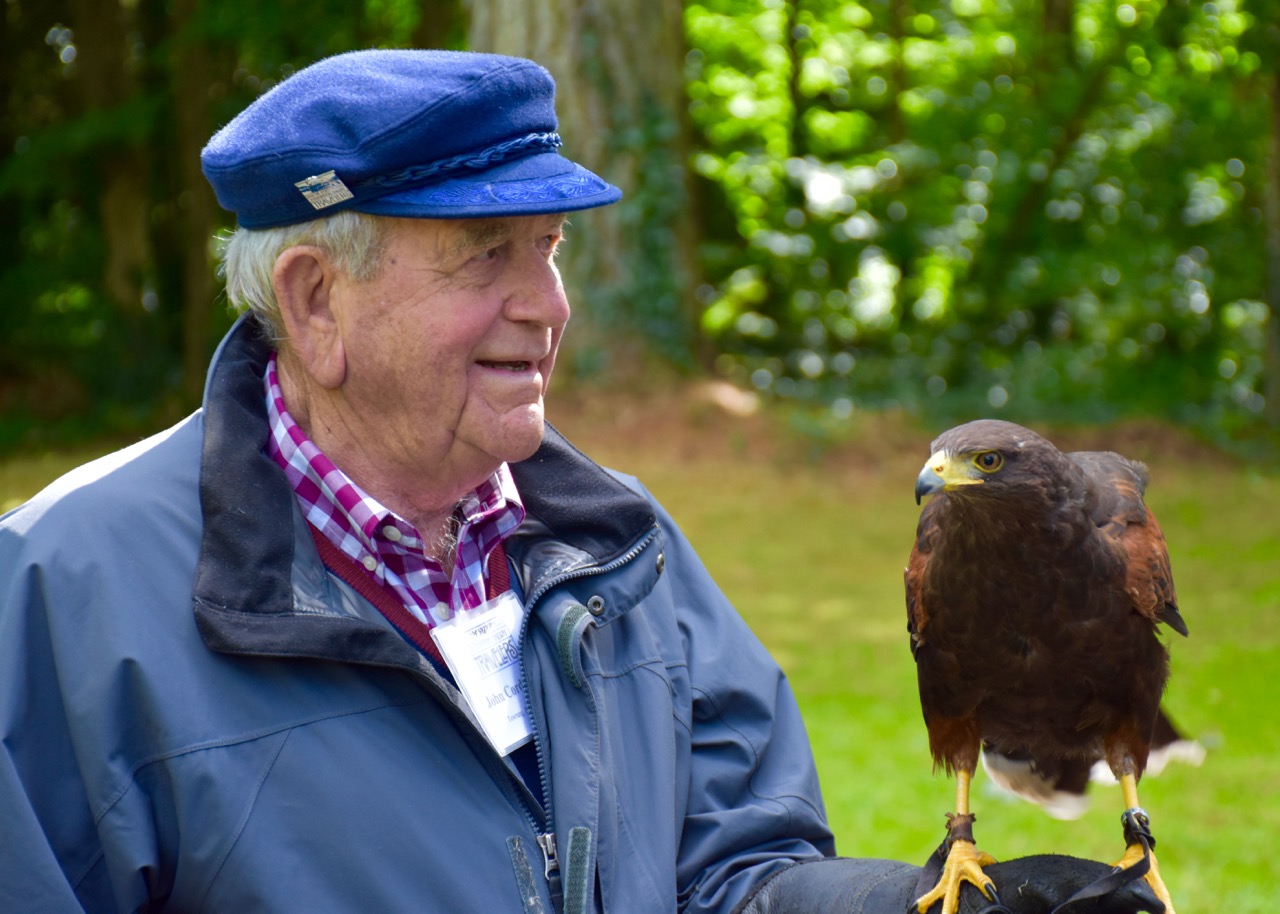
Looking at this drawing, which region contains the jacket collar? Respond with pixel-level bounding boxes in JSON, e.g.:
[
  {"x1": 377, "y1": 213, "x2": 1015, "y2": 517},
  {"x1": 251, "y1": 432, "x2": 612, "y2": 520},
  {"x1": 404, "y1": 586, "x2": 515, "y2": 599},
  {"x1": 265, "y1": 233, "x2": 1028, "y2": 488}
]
[{"x1": 192, "y1": 315, "x2": 658, "y2": 655}]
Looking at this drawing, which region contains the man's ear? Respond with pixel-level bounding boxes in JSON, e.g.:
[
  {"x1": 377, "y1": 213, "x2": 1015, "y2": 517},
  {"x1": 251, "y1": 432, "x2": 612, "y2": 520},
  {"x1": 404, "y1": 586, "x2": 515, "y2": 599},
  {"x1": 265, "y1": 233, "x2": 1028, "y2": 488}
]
[{"x1": 273, "y1": 245, "x2": 346, "y2": 389}]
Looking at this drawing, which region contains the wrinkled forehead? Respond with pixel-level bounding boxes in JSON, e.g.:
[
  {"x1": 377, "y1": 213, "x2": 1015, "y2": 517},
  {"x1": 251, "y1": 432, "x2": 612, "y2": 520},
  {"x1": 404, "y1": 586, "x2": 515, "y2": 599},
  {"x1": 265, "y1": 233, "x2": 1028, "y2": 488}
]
[
  {"x1": 384, "y1": 212, "x2": 568, "y2": 259},
  {"x1": 453, "y1": 212, "x2": 568, "y2": 252}
]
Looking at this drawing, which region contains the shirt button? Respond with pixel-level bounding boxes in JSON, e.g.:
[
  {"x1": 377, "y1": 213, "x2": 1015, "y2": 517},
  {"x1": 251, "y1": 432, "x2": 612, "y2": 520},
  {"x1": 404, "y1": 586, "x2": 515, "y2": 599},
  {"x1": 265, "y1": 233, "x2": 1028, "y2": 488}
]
[
  {"x1": 362, "y1": 555, "x2": 379, "y2": 572},
  {"x1": 382, "y1": 525, "x2": 402, "y2": 542}
]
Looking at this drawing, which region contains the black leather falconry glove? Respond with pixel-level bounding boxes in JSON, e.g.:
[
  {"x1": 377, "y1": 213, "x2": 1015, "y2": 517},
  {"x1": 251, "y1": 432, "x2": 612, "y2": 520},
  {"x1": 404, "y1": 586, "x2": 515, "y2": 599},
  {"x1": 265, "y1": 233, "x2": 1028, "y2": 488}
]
[{"x1": 734, "y1": 855, "x2": 1165, "y2": 914}]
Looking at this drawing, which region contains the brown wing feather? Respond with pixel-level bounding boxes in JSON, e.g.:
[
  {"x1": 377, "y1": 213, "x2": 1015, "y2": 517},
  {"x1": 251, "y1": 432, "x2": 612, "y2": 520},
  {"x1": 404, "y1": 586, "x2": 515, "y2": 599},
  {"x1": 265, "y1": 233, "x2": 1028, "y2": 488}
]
[
  {"x1": 904, "y1": 509, "x2": 935, "y2": 657},
  {"x1": 1123, "y1": 507, "x2": 1187, "y2": 634},
  {"x1": 1070, "y1": 450, "x2": 1188, "y2": 636},
  {"x1": 905, "y1": 498, "x2": 982, "y2": 774}
]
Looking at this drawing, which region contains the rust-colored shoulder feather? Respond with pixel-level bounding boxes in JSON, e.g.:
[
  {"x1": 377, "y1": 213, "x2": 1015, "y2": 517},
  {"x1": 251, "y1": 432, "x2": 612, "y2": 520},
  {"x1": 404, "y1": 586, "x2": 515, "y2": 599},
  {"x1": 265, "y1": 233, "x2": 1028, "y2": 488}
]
[{"x1": 1071, "y1": 450, "x2": 1187, "y2": 635}]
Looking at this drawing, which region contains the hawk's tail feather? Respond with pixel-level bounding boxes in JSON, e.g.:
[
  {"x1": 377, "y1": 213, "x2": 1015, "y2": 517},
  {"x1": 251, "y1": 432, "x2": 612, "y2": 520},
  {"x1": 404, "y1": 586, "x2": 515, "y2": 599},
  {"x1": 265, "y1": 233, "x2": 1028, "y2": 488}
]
[{"x1": 980, "y1": 749, "x2": 1092, "y2": 820}]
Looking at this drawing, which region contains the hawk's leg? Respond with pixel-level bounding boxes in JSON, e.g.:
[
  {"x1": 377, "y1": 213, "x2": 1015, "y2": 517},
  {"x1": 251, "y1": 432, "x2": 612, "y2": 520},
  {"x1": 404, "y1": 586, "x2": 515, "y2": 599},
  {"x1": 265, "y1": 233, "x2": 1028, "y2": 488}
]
[
  {"x1": 914, "y1": 769, "x2": 999, "y2": 914},
  {"x1": 1112, "y1": 772, "x2": 1176, "y2": 914}
]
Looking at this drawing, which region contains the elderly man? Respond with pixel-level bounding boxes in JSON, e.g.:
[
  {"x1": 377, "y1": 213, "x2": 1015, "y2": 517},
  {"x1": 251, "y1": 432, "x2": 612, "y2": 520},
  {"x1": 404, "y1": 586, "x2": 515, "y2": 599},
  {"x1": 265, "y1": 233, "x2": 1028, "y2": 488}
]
[{"x1": 0, "y1": 51, "x2": 1161, "y2": 913}]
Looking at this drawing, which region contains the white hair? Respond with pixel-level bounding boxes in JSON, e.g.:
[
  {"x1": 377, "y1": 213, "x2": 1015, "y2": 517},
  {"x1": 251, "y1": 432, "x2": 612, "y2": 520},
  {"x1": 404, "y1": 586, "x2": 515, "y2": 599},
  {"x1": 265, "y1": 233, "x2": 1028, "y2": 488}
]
[{"x1": 217, "y1": 210, "x2": 388, "y2": 343}]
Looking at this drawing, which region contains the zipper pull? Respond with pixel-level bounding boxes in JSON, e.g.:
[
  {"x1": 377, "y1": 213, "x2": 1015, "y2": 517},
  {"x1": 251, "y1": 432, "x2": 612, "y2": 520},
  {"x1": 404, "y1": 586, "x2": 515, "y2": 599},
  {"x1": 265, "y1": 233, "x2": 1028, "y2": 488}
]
[
  {"x1": 536, "y1": 831, "x2": 559, "y2": 880},
  {"x1": 536, "y1": 831, "x2": 562, "y2": 907}
]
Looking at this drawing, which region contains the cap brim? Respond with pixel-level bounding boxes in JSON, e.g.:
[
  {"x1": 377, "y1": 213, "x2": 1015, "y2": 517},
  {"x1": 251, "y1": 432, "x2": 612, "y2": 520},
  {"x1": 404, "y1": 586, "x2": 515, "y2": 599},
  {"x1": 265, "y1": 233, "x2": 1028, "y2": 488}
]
[{"x1": 354, "y1": 152, "x2": 621, "y2": 219}]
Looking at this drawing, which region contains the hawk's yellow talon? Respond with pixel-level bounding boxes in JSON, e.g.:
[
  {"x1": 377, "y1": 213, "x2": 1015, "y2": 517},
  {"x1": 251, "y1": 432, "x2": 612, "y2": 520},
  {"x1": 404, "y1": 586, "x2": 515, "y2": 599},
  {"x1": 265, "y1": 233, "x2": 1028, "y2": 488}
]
[
  {"x1": 914, "y1": 839, "x2": 998, "y2": 914},
  {"x1": 1113, "y1": 843, "x2": 1176, "y2": 914},
  {"x1": 1112, "y1": 776, "x2": 1177, "y2": 913}
]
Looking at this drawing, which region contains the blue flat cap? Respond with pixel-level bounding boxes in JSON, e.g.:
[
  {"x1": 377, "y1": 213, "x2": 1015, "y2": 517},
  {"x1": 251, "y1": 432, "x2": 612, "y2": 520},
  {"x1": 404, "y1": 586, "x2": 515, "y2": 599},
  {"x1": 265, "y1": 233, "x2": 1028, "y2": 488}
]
[{"x1": 201, "y1": 50, "x2": 622, "y2": 228}]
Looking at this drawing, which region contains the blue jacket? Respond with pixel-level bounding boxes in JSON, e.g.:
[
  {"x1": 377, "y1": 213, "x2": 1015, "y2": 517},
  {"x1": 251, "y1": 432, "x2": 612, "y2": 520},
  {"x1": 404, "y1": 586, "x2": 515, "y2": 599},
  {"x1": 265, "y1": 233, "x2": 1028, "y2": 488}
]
[{"x1": 0, "y1": 318, "x2": 848, "y2": 913}]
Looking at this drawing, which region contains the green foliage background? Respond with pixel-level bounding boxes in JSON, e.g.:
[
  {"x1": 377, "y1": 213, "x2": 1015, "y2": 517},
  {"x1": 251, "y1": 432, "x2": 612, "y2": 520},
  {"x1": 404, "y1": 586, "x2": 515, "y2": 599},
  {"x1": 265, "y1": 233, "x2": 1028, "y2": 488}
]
[
  {"x1": 686, "y1": 0, "x2": 1279, "y2": 442},
  {"x1": 2, "y1": 0, "x2": 1279, "y2": 453}
]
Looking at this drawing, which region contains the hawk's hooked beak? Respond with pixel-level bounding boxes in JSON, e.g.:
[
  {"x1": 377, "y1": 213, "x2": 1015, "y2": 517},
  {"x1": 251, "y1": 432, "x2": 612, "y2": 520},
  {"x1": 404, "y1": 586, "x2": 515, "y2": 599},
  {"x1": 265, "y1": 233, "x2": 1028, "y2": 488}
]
[{"x1": 915, "y1": 452, "x2": 984, "y2": 504}]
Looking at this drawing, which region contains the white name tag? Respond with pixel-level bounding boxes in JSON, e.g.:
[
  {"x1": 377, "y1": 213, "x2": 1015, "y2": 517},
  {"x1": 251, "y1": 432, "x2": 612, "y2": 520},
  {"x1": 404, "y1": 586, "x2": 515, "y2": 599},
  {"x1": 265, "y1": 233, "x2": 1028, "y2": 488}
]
[{"x1": 430, "y1": 591, "x2": 534, "y2": 756}]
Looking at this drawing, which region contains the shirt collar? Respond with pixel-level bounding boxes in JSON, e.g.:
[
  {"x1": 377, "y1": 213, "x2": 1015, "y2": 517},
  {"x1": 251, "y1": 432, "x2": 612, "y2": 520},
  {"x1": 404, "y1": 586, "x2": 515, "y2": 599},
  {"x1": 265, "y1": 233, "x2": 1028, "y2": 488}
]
[{"x1": 262, "y1": 352, "x2": 525, "y2": 619}]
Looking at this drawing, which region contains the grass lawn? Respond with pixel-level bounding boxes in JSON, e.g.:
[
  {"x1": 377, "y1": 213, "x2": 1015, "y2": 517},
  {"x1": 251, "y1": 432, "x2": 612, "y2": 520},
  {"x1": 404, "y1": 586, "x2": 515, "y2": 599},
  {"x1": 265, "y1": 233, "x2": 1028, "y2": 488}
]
[
  {"x1": 553, "y1": 388, "x2": 1280, "y2": 913},
  {"x1": 5, "y1": 389, "x2": 1278, "y2": 911}
]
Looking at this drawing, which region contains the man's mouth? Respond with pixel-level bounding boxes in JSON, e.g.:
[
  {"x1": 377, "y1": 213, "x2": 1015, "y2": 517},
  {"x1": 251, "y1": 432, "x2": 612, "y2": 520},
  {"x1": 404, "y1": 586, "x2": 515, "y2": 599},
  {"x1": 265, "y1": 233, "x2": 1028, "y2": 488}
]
[{"x1": 478, "y1": 360, "x2": 533, "y2": 372}]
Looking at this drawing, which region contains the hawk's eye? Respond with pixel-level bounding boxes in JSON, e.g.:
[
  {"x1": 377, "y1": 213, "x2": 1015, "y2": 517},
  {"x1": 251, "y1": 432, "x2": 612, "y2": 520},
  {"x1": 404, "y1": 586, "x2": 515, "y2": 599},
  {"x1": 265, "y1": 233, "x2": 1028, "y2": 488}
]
[{"x1": 973, "y1": 451, "x2": 1003, "y2": 473}]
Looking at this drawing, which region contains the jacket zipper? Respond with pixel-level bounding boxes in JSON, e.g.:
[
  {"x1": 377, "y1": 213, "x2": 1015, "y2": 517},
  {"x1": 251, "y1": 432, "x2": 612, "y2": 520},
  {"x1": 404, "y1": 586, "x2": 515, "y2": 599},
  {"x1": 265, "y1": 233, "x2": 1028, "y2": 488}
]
[
  {"x1": 517, "y1": 527, "x2": 659, "y2": 902},
  {"x1": 308, "y1": 532, "x2": 659, "y2": 907},
  {"x1": 536, "y1": 830, "x2": 561, "y2": 900},
  {"x1": 522, "y1": 528, "x2": 659, "y2": 610}
]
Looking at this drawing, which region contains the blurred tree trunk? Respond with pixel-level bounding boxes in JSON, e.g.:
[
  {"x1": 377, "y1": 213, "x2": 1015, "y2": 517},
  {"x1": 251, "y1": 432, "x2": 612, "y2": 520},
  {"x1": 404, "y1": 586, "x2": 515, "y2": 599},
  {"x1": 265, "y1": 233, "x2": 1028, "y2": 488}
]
[
  {"x1": 413, "y1": 0, "x2": 466, "y2": 48},
  {"x1": 886, "y1": 0, "x2": 906, "y2": 145},
  {"x1": 977, "y1": 0, "x2": 1120, "y2": 314},
  {"x1": 785, "y1": 0, "x2": 804, "y2": 157},
  {"x1": 466, "y1": 0, "x2": 705, "y2": 376},
  {"x1": 1264, "y1": 68, "x2": 1280, "y2": 428},
  {"x1": 67, "y1": 0, "x2": 151, "y2": 315},
  {"x1": 1041, "y1": 0, "x2": 1074, "y2": 76},
  {"x1": 171, "y1": 0, "x2": 220, "y2": 406}
]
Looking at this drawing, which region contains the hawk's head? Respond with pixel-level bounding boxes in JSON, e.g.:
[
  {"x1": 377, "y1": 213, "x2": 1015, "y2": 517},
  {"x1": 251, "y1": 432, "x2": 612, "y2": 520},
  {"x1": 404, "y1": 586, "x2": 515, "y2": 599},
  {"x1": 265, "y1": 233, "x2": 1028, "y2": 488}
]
[{"x1": 914, "y1": 419, "x2": 1058, "y2": 505}]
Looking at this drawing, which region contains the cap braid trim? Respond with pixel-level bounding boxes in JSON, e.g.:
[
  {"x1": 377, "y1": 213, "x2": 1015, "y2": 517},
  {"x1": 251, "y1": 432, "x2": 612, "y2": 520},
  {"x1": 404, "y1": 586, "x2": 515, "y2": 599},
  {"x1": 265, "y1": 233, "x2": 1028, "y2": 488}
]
[{"x1": 355, "y1": 132, "x2": 563, "y2": 193}]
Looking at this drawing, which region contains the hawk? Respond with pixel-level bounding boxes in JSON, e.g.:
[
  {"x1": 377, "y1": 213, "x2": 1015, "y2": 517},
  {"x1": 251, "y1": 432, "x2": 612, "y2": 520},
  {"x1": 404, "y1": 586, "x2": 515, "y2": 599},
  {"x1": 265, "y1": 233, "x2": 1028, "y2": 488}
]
[{"x1": 906, "y1": 419, "x2": 1198, "y2": 914}]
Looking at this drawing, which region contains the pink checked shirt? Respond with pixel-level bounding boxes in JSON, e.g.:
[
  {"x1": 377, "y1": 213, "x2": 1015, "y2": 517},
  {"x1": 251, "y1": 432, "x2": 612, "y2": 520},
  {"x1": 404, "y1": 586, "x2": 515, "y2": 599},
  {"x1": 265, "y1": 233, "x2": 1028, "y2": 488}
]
[{"x1": 263, "y1": 354, "x2": 525, "y2": 630}]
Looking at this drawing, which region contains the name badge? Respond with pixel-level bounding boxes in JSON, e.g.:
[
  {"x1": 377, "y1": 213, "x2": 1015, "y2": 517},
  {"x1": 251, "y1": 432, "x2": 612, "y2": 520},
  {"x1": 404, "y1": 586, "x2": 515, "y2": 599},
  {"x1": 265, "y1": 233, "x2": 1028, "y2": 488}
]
[{"x1": 430, "y1": 591, "x2": 534, "y2": 756}]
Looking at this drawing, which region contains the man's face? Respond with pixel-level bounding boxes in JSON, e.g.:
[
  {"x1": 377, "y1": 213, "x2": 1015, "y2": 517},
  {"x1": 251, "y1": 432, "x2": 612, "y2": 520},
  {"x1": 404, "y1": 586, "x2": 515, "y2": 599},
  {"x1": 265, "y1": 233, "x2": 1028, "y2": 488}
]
[{"x1": 330, "y1": 212, "x2": 570, "y2": 488}]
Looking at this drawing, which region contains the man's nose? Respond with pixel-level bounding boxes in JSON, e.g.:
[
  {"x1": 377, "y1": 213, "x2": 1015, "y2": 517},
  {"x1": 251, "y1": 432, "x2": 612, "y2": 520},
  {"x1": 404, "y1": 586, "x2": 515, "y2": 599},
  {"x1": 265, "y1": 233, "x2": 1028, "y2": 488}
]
[{"x1": 505, "y1": 253, "x2": 571, "y2": 328}]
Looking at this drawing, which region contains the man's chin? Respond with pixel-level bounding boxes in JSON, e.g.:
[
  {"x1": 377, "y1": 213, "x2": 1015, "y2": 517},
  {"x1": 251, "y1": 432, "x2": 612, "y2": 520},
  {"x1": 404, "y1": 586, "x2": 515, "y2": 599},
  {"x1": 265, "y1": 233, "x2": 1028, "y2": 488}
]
[
  {"x1": 507, "y1": 423, "x2": 547, "y2": 464},
  {"x1": 485, "y1": 408, "x2": 547, "y2": 465}
]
